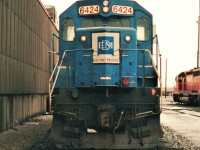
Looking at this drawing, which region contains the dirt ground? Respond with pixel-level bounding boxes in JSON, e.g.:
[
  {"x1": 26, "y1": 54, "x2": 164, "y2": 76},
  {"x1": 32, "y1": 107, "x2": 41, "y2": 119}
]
[
  {"x1": 0, "y1": 114, "x2": 199, "y2": 150},
  {"x1": 0, "y1": 115, "x2": 55, "y2": 150}
]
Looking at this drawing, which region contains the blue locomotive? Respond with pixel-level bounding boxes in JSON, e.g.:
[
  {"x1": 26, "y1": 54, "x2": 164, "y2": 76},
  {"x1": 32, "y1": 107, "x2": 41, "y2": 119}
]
[{"x1": 50, "y1": 0, "x2": 162, "y2": 149}]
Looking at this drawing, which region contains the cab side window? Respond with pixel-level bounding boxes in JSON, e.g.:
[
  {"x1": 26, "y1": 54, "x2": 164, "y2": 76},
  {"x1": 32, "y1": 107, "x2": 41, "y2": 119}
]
[
  {"x1": 62, "y1": 18, "x2": 75, "y2": 41},
  {"x1": 137, "y1": 17, "x2": 149, "y2": 41}
]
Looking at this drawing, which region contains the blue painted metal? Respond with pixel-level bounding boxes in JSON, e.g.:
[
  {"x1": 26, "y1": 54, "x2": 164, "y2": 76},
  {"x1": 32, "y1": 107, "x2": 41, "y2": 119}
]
[
  {"x1": 51, "y1": 1, "x2": 162, "y2": 149},
  {"x1": 55, "y1": 0, "x2": 156, "y2": 88}
]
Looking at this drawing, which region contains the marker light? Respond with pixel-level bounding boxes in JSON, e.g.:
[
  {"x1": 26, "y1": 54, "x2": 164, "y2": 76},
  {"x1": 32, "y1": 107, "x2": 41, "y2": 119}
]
[
  {"x1": 80, "y1": 35, "x2": 87, "y2": 42},
  {"x1": 122, "y1": 77, "x2": 130, "y2": 86},
  {"x1": 151, "y1": 88, "x2": 156, "y2": 95},
  {"x1": 103, "y1": 0, "x2": 109, "y2": 6},
  {"x1": 103, "y1": 6, "x2": 109, "y2": 13},
  {"x1": 125, "y1": 35, "x2": 131, "y2": 42}
]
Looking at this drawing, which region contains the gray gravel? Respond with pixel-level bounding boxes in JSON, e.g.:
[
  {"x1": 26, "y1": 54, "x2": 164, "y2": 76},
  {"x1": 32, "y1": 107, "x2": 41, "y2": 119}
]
[
  {"x1": 0, "y1": 115, "x2": 55, "y2": 150},
  {"x1": 158, "y1": 125, "x2": 200, "y2": 150},
  {"x1": 0, "y1": 114, "x2": 199, "y2": 150}
]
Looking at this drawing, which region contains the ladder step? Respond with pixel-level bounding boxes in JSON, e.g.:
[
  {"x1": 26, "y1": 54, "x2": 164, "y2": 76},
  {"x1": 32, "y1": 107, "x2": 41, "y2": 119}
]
[
  {"x1": 137, "y1": 76, "x2": 156, "y2": 78},
  {"x1": 137, "y1": 65, "x2": 153, "y2": 68}
]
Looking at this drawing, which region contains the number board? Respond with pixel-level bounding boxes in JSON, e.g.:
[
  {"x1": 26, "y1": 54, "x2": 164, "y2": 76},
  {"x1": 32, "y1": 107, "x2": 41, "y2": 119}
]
[
  {"x1": 79, "y1": 5, "x2": 100, "y2": 15},
  {"x1": 112, "y1": 5, "x2": 133, "y2": 15}
]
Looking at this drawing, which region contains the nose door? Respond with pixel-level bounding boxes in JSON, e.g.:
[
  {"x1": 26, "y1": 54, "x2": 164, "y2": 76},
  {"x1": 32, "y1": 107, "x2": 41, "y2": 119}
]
[{"x1": 92, "y1": 32, "x2": 120, "y2": 86}]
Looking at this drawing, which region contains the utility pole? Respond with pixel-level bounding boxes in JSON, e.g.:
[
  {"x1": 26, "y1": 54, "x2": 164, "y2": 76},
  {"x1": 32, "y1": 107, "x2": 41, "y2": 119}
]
[
  {"x1": 197, "y1": 0, "x2": 200, "y2": 68},
  {"x1": 165, "y1": 58, "x2": 167, "y2": 98}
]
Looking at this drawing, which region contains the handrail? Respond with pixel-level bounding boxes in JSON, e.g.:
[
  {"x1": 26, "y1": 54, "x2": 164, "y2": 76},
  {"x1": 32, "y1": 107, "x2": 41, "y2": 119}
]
[
  {"x1": 48, "y1": 60, "x2": 59, "y2": 111},
  {"x1": 48, "y1": 49, "x2": 93, "y2": 111},
  {"x1": 144, "y1": 49, "x2": 161, "y2": 85},
  {"x1": 48, "y1": 50, "x2": 68, "y2": 112},
  {"x1": 50, "y1": 49, "x2": 162, "y2": 89},
  {"x1": 49, "y1": 61, "x2": 59, "y2": 84},
  {"x1": 143, "y1": 49, "x2": 162, "y2": 113},
  {"x1": 48, "y1": 33, "x2": 59, "y2": 112},
  {"x1": 121, "y1": 48, "x2": 162, "y2": 85},
  {"x1": 49, "y1": 48, "x2": 162, "y2": 112},
  {"x1": 121, "y1": 48, "x2": 162, "y2": 112}
]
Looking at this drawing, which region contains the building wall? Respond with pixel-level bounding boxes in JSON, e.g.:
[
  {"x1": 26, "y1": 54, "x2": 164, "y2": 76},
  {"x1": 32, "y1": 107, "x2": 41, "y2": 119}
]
[{"x1": 0, "y1": 0, "x2": 58, "y2": 132}]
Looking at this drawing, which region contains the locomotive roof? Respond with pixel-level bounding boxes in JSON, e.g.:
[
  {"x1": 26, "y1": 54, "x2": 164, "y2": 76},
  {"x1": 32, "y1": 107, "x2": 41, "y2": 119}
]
[
  {"x1": 60, "y1": 0, "x2": 152, "y2": 18},
  {"x1": 178, "y1": 67, "x2": 200, "y2": 77}
]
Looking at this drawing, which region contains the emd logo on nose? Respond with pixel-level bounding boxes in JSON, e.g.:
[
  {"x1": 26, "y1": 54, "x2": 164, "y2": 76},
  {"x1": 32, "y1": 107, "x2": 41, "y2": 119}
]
[{"x1": 98, "y1": 36, "x2": 114, "y2": 55}]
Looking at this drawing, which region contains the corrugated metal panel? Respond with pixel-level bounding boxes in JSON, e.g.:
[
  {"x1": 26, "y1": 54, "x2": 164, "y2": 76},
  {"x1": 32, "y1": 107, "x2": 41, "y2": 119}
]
[
  {"x1": 7, "y1": 0, "x2": 11, "y2": 10},
  {"x1": 0, "y1": 0, "x2": 58, "y2": 94},
  {"x1": 10, "y1": 11, "x2": 14, "y2": 58},
  {"x1": 8, "y1": 58, "x2": 14, "y2": 93},
  {"x1": 0, "y1": 2, "x2": 2, "y2": 55},
  {"x1": 6, "y1": 6, "x2": 11, "y2": 56},
  {"x1": 0, "y1": 0, "x2": 59, "y2": 132},
  {"x1": 0, "y1": 54, "x2": 5, "y2": 93},
  {"x1": 0, "y1": 95, "x2": 47, "y2": 132},
  {"x1": 2, "y1": 3, "x2": 6, "y2": 55},
  {"x1": 13, "y1": 59, "x2": 17, "y2": 93},
  {"x1": 14, "y1": 16, "x2": 17, "y2": 59}
]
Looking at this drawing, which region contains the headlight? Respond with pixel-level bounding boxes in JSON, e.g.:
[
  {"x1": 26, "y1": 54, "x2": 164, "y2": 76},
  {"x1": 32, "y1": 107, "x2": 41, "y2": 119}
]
[
  {"x1": 80, "y1": 35, "x2": 87, "y2": 42},
  {"x1": 103, "y1": 0, "x2": 109, "y2": 13},
  {"x1": 125, "y1": 35, "x2": 131, "y2": 42},
  {"x1": 103, "y1": 6, "x2": 109, "y2": 13}
]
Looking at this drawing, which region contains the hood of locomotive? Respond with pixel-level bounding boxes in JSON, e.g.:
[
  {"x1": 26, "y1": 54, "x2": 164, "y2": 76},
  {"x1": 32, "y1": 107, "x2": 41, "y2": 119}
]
[{"x1": 74, "y1": 27, "x2": 137, "y2": 87}]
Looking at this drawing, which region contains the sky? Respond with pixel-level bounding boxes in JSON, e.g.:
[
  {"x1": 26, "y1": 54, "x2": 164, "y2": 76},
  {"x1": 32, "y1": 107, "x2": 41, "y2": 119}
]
[{"x1": 41, "y1": 0, "x2": 200, "y2": 88}]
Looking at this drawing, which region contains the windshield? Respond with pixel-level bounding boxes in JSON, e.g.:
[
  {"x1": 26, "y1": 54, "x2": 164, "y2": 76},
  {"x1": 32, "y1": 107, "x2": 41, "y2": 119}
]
[
  {"x1": 62, "y1": 18, "x2": 75, "y2": 41},
  {"x1": 137, "y1": 17, "x2": 149, "y2": 41},
  {"x1": 82, "y1": 17, "x2": 130, "y2": 28}
]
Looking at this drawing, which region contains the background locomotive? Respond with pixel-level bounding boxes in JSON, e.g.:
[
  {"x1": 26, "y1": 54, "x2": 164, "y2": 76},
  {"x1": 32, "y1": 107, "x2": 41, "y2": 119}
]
[
  {"x1": 50, "y1": 0, "x2": 162, "y2": 149},
  {"x1": 173, "y1": 12, "x2": 200, "y2": 106},
  {"x1": 173, "y1": 68, "x2": 200, "y2": 105}
]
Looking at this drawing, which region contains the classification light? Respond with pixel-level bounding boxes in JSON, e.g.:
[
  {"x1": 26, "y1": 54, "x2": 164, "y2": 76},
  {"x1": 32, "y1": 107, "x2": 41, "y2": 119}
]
[
  {"x1": 80, "y1": 35, "x2": 87, "y2": 42},
  {"x1": 122, "y1": 77, "x2": 130, "y2": 86},
  {"x1": 125, "y1": 35, "x2": 131, "y2": 42}
]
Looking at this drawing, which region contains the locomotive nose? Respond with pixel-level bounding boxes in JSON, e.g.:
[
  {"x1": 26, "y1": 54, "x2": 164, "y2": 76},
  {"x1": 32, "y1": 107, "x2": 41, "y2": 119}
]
[{"x1": 91, "y1": 32, "x2": 121, "y2": 86}]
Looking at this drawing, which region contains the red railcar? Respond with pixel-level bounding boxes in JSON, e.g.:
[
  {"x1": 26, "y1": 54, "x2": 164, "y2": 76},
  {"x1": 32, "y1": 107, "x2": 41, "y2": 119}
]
[{"x1": 173, "y1": 68, "x2": 200, "y2": 105}]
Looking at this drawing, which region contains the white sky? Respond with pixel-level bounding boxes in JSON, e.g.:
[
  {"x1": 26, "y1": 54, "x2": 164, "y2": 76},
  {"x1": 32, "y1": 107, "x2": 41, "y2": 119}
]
[{"x1": 41, "y1": 0, "x2": 200, "y2": 88}]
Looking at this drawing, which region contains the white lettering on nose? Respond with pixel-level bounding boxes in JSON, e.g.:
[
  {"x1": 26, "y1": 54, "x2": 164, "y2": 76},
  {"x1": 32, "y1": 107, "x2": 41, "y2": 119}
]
[{"x1": 99, "y1": 40, "x2": 113, "y2": 50}]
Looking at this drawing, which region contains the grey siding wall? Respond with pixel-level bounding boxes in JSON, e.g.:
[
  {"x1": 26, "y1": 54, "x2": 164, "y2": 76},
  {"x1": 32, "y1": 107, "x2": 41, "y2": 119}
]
[{"x1": 0, "y1": 0, "x2": 58, "y2": 132}]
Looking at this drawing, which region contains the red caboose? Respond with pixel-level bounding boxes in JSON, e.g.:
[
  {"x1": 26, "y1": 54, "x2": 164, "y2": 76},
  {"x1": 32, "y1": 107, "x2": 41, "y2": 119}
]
[{"x1": 173, "y1": 68, "x2": 200, "y2": 105}]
